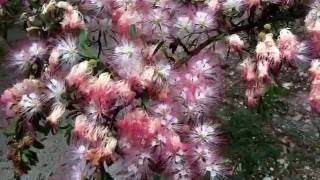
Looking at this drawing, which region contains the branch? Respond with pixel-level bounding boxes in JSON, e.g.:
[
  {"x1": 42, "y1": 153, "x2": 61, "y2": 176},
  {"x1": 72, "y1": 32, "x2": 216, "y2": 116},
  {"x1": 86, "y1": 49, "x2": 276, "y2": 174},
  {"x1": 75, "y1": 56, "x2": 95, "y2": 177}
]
[
  {"x1": 173, "y1": 3, "x2": 308, "y2": 68},
  {"x1": 174, "y1": 33, "x2": 225, "y2": 68}
]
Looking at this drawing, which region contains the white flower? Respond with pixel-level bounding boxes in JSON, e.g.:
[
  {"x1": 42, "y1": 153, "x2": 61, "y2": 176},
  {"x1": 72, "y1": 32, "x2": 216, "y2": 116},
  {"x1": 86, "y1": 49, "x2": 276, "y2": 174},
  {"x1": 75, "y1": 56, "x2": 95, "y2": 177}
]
[
  {"x1": 19, "y1": 93, "x2": 42, "y2": 117},
  {"x1": 114, "y1": 41, "x2": 138, "y2": 61},
  {"x1": 56, "y1": 36, "x2": 80, "y2": 67},
  {"x1": 10, "y1": 50, "x2": 29, "y2": 70},
  {"x1": 176, "y1": 16, "x2": 193, "y2": 34},
  {"x1": 113, "y1": 41, "x2": 143, "y2": 77},
  {"x1": 190, "y1": 124, "x2": 219, "y2": 144},
  {"x1": 194, "y1": 11, "x2": 214, "y2": 30},
  {"x1": 227, "y1": 34, "x2": 244, "y2": 50},
  {"x1": 28, "y1": 42, "x2": 46, "y2": 57},
  {"x1": 47, "y1": 79, "x2": 66, "y2": 102},
  {"x1": 10, "y1": 42, "x2": 46, "y2": 70},
  {"x1": 223, "y1": 0, "x2": 242, "y2": 13}
]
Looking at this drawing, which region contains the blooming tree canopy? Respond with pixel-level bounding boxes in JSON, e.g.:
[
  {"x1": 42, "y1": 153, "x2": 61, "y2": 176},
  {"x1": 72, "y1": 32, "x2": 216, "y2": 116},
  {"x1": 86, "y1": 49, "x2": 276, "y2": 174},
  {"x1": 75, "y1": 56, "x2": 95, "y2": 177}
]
[{"x1": 0, "y1": 0, "x2": 319, "y2": 179}]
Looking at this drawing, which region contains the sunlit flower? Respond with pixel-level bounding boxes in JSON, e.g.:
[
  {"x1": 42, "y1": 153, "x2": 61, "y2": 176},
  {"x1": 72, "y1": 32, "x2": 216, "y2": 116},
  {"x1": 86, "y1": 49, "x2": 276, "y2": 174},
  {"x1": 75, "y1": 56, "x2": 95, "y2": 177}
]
[
  {"x1": 190, "y1": 123, "x2": 220, "y2": 145},
  {"x1": 47, "y1": 103, "x2": 66, "y2": 126},
  {"x1": 56, "y1": 36, "x2": 80, "y2": 67}
]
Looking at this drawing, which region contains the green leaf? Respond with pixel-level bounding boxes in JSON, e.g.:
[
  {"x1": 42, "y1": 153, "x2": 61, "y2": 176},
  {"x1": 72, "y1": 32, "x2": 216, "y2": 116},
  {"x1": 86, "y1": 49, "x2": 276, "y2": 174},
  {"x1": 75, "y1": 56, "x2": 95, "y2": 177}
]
[
  {"x1": 21, "y1": 152, "x2": 29, "y2": 164},
  {"x1": 128, "y1": 24, "x2": 137, "y2": 39},
  {"x1": 79, "y1": 30, "x2": 98, "y2": 59}
]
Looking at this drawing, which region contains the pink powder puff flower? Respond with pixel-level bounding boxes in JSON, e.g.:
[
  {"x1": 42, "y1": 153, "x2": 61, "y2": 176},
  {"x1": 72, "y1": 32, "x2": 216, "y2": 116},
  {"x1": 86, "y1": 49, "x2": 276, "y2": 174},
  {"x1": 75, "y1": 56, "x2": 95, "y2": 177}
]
[
  {"x1": 194, "y1": 11, "x2": 215, "y2": 31},
  {"x1": 111, "y1": 40, "x2": 143, "y2": 77},
  {"x1": 143, "y1": 9, "x2": 170, "y2": 39},
  {"x1": 46, "y1": 103, "x2": 66, "y2": 127},
  {"x1": 189, "y1": 123, "x2": 220, "y2": 145},
  {"x1": 1, "y1": 79, "x2": 45, "y2": 119},
  {"x1": 113, "y1": 10, "x2": 142, "y2": 37},
  {"x1": 309, "y1": 59, "x2": 320, "y2": 81},
  {"x1": 19, "y1": 93, "x2": 43, "y2": 118},
  {"x1": 277, "y1": 29, "x2": 299, "y2": 62},
  {"x1": 46, "y1": 79, "x2": 66, "y2": 103},
  {"x1": 56, "y1": 1, "x2": 85, "y2": 30},
  {"x1": 189, "y1": 57, "x2": 219, "y2": 79},
  {"x1": 256, "y1": 59, "x2": 270, "y2": 82},
  {"x1": 66, "y1": 61, "x2": 92, "y2": 89},
  {"x1": 240, "y1": 58, "x2": 256, "y2": 83},
  {"x1": 150, "y1": 103, "x2": 181, "y2": 131},
  {"x1": 194, "y1": 84, "x2": 220, "y2": 106},
  {"x1": 174, "y1": 16, "x2": 194, "y2": 39},
  {"x1": 245, "y1": 80, "x2": 265, "y2": 108},
  {"x1": 73, "y1": 115, "x2": 117, "y2": 164},
  {"x1": 56, "y1": 36, "x2": 80, "y2": 68},
  {"x1": 309, "y1": 59, "x2": 320, "y2": 113},
  {"x1": 206, "y1": 0, "x2": 220, "y2": 13},
  {"x1": 9, "y1": 41, "x2": 47, "y2": 71},
  {"x1": 227, "y1": 34, "x2": 244, "y2": 51},
  {"x1": 73, "y1": 114, "x2": 91, "y2": 140},
  {"x1": 48, "y1": 48, "x2": 60, "y2": 74},
  {"x1": 309, "y1": 78, "x2": 320, "y2": 114},
  {"x1": 189, "y1": 145, "x2": 214, "y2": 168},
  {"x1": 113, "y1": 81, "x2": 136, "y2": 104},
  {"x1": 85, "y1": 73, "x2": 116, "y2": 122},
  {"x1": 256, "y1": 33, "x2": 281, "y2": 75},
  {"x1": 304, "y1": 2, "x2": 320, "y2": 58},
  {"x1": 85, "y1": 137, "x2": 117, "y2": 166},
  {"x1": 117, "y1": 110, "x2": 161, "y2": 148}
]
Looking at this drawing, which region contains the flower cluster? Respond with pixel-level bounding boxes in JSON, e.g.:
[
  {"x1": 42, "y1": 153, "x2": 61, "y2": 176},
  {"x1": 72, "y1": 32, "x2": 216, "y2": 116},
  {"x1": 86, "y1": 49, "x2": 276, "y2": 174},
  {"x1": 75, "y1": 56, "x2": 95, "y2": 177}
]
[
  {"x1": 240, "y1": 29, "x2": 310, "y2": 107},
  {"x1": 0, "y1": 0, "x2": 228, "y2": 179}
]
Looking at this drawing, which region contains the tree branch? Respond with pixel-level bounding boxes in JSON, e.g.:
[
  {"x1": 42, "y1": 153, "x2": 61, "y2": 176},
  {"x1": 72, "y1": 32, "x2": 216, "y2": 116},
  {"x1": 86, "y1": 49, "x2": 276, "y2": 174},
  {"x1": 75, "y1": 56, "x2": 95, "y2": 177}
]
[{"x1": 173, "y1": 2, "x2": 308, "y2": 68}]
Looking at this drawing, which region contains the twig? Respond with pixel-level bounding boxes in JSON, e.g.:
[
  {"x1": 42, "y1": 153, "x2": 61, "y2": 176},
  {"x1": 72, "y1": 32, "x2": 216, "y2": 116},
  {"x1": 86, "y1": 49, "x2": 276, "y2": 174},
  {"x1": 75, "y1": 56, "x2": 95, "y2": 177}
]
[{"x1": 174, "y1": 33, "x2": 225, "y2": 68}]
